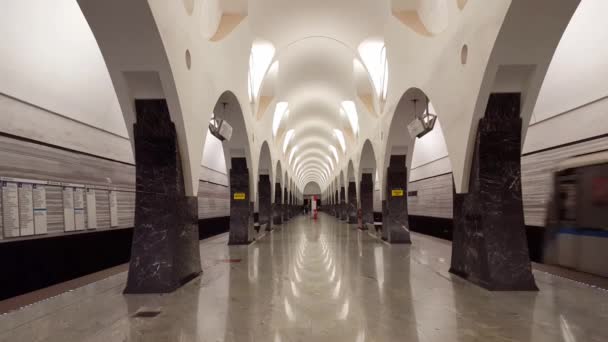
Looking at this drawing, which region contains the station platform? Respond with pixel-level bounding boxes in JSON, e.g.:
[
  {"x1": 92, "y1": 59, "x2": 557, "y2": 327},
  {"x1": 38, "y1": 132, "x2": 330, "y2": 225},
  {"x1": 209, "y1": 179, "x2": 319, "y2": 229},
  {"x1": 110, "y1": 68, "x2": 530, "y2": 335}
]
[{"x1": 1, "y1": 213, "x2": 607, "y2": 341}]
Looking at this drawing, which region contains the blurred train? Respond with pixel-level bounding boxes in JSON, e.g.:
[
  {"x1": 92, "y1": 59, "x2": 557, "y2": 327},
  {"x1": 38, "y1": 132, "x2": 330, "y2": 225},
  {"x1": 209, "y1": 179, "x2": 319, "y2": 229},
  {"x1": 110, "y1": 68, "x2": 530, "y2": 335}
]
[{"x1": 543, "y1": 151, "x2": 608, "y2": 277}]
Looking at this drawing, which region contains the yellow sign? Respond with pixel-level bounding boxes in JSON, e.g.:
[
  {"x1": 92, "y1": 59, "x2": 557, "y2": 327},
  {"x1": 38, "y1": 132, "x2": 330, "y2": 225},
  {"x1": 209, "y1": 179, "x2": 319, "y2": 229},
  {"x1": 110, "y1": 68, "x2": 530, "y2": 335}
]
[
  {"x1": 233, "y1": 192, "x2": 246, "y2": 200},
  {"x1": 391, "y1": 189, "x2": 404, "y2": 197}
]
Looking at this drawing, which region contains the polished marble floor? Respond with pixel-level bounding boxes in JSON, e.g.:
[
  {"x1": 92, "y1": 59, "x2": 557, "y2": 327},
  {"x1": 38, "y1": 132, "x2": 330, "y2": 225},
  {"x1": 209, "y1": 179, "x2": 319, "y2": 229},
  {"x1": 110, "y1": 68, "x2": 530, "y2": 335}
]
[{"x1": 1, "y1": 213, "x2": 608, "y2": 341}]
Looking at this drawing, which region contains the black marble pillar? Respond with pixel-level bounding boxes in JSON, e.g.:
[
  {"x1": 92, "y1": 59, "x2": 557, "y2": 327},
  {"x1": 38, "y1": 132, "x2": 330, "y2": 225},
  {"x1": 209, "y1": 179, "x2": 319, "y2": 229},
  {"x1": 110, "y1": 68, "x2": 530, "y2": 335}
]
[
  {"x1": 287, "y1": 191, "x2": 292, "y2": 219},
  {"x1": 360, "y1": 173, "x2": 373, "y2": 230},
  {"x1": 273, "y1": 183, "x2": 283, "y2": 225},
  {"x1": 334, "y1": 191, "x2": 340, "y2": 218},
  {"x1": 258, "y1": 175, "x2": 271, "y2": 231},
  {"x1": 340, "y1": 187, "x2": 347, "y2": 221},
  {"x1": 347, "y1": 181, "x2": 357, "y2": 224},
  {"x1": 381, "y1": 200, "x2": 388, "y2": 241},
  {"x1": 124, "y1": 99, "x2": 201, "y2": 294},
  {"x1": 228, "y1": 158, "x2": 253, "y2": 245},
  {"x1": 384, "y1": 155, "x2": 411, "y2": 244},
  {"x1": 449, "y1": 93, "x2": 537, "y2": 291},
  {"x1": 283, "y1": 188, "x2": 289, "y2": 222}
]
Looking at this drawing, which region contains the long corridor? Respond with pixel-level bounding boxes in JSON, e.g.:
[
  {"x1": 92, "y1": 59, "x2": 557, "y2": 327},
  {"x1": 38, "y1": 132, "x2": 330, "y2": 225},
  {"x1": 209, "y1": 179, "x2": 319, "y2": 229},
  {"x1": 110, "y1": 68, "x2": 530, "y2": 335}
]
[{"x1": 1, "y1": 214, "x2": 608, "y2": 342}]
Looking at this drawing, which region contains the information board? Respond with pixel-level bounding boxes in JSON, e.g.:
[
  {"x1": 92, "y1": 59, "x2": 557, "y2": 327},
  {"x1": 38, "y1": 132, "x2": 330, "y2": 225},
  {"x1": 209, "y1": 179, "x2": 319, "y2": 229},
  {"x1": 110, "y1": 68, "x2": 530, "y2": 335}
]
[
  {"x1": 86, "y1": 189, "x2": 97, "y2": 229},
  {"x1": 2, "y1": 182, "x2": 20, "y2": 238},
  {"x1": 74, "y1": 188, "x2": 85, "y2": 230},
  {"x1": 18, "y1": 183, "x2": 34, "y2": 236},
  {"x1": 63, "y1": 187, "x2": 75, "y2": 231},
  {"x1": 33, "y1": 184, "x2": 48, "y2": 234}
]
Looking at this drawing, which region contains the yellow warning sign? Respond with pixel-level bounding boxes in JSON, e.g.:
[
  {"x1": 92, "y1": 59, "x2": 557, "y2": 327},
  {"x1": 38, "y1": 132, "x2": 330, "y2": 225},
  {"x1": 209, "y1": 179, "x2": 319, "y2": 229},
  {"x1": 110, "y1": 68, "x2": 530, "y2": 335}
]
[
  {"x1": 233, "y1": 192, "x2": 246, "y2": 200},
  {"x1": 391, "y1": 189, "x2": 404, "y2": 197}
]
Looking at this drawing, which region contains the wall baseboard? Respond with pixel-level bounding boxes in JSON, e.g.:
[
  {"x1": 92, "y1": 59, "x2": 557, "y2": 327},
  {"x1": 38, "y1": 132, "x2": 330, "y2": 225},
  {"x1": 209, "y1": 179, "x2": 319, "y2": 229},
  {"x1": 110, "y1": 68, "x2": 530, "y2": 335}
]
[{"x1": 0, "y1": 216, "x2": 230, "y2": 301}]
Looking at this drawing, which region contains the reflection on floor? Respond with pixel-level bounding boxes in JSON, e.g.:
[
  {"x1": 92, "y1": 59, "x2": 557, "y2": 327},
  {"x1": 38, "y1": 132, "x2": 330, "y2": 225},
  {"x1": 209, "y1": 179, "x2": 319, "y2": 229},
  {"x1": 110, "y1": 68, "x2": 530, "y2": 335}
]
[{"x1": 1, "y1": 213, "x2": 607, "y2": 341}]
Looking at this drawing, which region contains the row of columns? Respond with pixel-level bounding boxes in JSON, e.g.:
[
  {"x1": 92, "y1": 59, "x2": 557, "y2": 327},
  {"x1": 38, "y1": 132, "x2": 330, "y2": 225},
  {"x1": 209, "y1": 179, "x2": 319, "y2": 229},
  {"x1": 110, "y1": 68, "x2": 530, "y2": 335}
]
[
  {"x1": 126, "y1": 93, "x2": 535, "y2": 294},
  {"x1": 323, "y1": 93, "x2": 536, "y2": 291},
  {"x1": 229, "y1": 160, "x2": 302, "y2": 246},
  {"x1": 125, "y1": 105, "x2": 303, "y2": 293}
]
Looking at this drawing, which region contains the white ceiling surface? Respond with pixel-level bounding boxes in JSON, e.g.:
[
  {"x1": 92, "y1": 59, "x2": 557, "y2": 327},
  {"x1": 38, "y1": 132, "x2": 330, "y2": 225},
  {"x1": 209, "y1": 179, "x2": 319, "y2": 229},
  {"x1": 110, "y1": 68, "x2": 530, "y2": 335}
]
[
  {"x1": 532, "y1": 0, "x2": 608, "y2": 123},
  {"x1": 2, "y1": 0, "x2": 593, "y2": 197},
  {"x1": 0, "y1": 0, "x2": 126, "y2": 137}
]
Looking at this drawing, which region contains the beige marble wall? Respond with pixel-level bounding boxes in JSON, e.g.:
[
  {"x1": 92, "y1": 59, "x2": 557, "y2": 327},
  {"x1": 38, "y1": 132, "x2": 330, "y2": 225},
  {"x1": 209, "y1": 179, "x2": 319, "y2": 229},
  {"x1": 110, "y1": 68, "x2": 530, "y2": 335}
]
[
  {"x1": 0, "y1": 136, "x2": 229, "y2": 241},
  {"x1": 408, "y1": 136, "x2": 608, "y2": 227}
]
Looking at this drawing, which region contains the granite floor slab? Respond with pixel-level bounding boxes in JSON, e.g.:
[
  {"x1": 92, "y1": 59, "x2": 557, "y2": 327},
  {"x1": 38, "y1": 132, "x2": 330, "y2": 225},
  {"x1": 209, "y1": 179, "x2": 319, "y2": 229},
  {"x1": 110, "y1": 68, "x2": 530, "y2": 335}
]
[{"x1": 1, "y1": 213, "x2": 607, "y2": 341}]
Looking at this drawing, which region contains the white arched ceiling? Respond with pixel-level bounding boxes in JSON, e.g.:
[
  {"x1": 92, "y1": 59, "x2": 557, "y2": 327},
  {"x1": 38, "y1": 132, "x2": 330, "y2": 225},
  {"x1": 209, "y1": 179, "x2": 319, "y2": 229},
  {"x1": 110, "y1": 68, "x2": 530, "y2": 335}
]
[
  {"x1": 267, "y1": 37, "x2": 366, "y2": 188},
  {"x1": 248, "y1": 0, "x2": 390, "y2": 190},
  {"x1": 7, "y1": 0, "x2": 581, "y2": 198},
  {"x1": 303, "y1": 182, "x2": 322, "y2": 195}
]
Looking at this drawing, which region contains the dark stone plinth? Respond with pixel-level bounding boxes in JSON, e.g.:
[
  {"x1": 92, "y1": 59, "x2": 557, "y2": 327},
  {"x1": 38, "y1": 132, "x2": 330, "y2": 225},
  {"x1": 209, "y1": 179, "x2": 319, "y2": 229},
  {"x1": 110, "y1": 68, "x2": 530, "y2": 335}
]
[
  {"x1": 228, "y1": 158, "x2": 253, "y2": 245},
  {"x1": 124, "y1": 99, "x2": 201, "y2": 294},
  {"x1": 381, "y1": 200, "x2": 388, "y2": 241},
  {"x1": 283, "y1": 188, "x2": 289, "y2": 222},
  {"x1": 449, "y1": 93, "x2": 537, "y2": 291},
  {"x1": 373, "y1": 211, "x2": 383, "y2": 234},
  {"x1": 340, "y1": 187, "x2": 347, "y2": 221},
  {"x1": 253, "y1": 211, "x2": 260, "y2": 233},
  {"x1": 384, "y1": 155, "x2": 411, "y2": 244},
  {"x1": 335, "y1": 191, "x2": 340, "y2": 218},
  {"x1": 347, "y1": 182, "x2": 357, "y2": 224},
  {"x1": 273, "y1": 183, "x2": 283, "y2": 225},
  {"x1": 287, "y1": 191, "x2": 292, "y2": 219},
  {"x1": 258, "y1": 175, "x2": 271, "y2": 231},
  {"x1": 360, "y1": 174, "x2": 373, "y2": 230}
]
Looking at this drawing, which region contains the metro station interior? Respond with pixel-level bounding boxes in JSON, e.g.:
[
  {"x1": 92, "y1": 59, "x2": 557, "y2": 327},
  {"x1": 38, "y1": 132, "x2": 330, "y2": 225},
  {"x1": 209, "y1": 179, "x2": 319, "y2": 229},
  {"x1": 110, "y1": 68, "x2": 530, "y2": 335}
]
[{"x1": 1, "y1": 0, "x2": 608, "y2": 341}]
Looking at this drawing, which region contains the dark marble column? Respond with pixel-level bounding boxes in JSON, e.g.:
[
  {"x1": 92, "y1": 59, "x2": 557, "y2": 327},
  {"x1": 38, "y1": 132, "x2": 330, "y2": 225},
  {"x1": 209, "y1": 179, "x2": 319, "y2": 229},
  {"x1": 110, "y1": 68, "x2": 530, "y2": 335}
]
[
  {"x1": 381, "y1": 200, "x2": 388, "y2": 241},
  {"x1": 287, "y1": 191, "x2": 292, "y2": 219},
  {"x1": 258, "y1": 175, "x2": 271, "y2": 231},
  {"x1": 360, "y1": 173, "x2": 373, "y2": 230},
  {"x1": 335, "y1": 190, "x2": 340, "y2": 218},
  {"x1": 384, "y1": 155, "x2": 411, "y2": 244},
  {"x1": 124, "y1": 99, "x2": 201, "y2": 294},
  {"x1": 273, "y1": 183, "x2": 283, "y2": 225},
  {"x1": 449, "y1": 93, "x2": 537, "y2": 291},
  {"x1": 283, "y1": 188, "x2": 289, "y2": 222},
  {"x1": 347, "y1": 181, "x2": 357, "y2": 223},
  {"x1": 340, "y1": 186, "x2": 347, "y2": 221},
  {"x1": 228, "y1": 158, "x2": 253, "y2": 245}
]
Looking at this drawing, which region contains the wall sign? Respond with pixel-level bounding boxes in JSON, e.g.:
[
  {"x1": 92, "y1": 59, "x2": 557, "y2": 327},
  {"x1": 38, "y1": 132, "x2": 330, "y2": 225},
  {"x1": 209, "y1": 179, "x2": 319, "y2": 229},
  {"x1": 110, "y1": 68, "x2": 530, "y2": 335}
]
[
  {"x1": 233, "y1": 192, "x2": 246, "y2": 200},
  {"x1": 2, "y1": 182, "x2": 20, "y2": 238},
  {"x1": 86, "y1": 189, "x2": 97, "y2": 229},
  {"x1": 18, "y1": 183, "x2": 34, "y2": 236},
  {"x1": 74, "y1": 188, "x2": 85, "y2": 230},
  {"x1": 391, "y1": 189, "x2": 404, "y2": 197},
  {"x1": 63, "y1": 187, "x2": 75, "y2": 231},
  {"x1": 33, "y1": 184, "x2": 48, "y2": 235}
]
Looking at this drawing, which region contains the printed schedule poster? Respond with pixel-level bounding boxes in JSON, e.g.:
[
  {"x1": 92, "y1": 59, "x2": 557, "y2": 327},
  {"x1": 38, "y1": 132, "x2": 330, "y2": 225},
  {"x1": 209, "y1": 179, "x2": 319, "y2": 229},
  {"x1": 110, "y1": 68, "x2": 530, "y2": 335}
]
[
  {"x1": 2, "y1": 182, "x2": 20, "y2": 238},
  {"x1": 109, "y1": 190, "x2": 118, "y2": 227},
  {"x1": 63, "y1": 187, "x2": 75, "y2": 231},
  {"x1": 18, "y1": 183, "x2": 34, "y2": 236},
  {"x1": 33, "y1": 184, "x2": 48, "y2": 234},
  {"x1": 74, "y1": 188, "x2": 85, "y2": 230},
  {"x1": 86, "y1": 189, "x2": 97, "y2": 229}
]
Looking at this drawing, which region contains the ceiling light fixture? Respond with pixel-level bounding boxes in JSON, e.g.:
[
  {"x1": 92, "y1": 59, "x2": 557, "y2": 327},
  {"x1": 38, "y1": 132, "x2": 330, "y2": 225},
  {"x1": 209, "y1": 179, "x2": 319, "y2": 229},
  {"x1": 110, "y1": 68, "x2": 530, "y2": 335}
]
[
  {"x1": 273, "y1": 102, "x2": 288, "y2": 137},
  {"x1": 328, "y1": 145, "x2": 339, "y2": 163},
  {"x1": 289, "y1": 146, "x2": 299, "y2": 165},
  {"x1": 333, "y1": 129, "x2": 346, "y2": 152},
  {"x1": 341, "y1": 101, "x2": 359, "y2": 135},
  {"x1": 283, "y1": 129, "x2": 295, "y2": 153}
]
